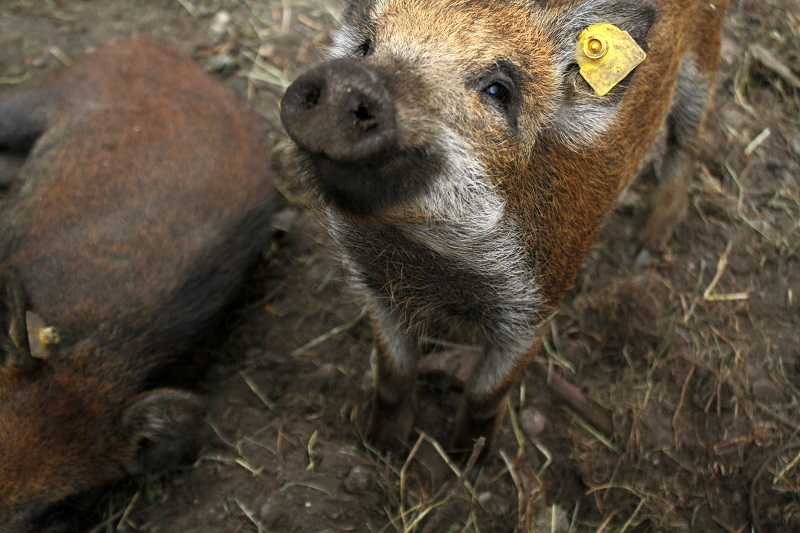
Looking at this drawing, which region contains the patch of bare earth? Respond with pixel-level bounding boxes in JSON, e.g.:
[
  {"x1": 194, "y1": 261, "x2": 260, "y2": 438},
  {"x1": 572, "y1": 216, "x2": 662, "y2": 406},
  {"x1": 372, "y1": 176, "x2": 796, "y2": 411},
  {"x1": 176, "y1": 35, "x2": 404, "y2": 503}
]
[{"x1": 1, "y1": 0, "x2": 797, "y2": 531}]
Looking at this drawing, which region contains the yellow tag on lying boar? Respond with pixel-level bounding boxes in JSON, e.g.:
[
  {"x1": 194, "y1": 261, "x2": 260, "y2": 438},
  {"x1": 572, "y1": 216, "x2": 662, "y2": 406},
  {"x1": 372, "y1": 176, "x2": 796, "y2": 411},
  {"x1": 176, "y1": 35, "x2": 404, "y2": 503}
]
[
  {"x1": 26, "y1": 310, "x2": 60, "y2": 360},
  {"x1": 576, "y1": 23, "x2": 646, "y2": 97}
]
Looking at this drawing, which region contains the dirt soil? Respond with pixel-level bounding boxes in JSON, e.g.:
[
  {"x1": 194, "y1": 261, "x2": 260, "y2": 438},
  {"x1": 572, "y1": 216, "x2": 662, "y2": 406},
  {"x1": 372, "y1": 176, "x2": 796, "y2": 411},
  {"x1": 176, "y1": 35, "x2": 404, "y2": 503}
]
[{"x1": 1, "y1": 0, "x2": 798, "y2": 532}]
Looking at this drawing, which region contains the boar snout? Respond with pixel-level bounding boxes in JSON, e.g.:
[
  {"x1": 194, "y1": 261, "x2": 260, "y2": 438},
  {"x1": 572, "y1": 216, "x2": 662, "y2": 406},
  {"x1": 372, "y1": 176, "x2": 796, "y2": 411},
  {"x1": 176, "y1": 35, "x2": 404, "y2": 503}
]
[
  {"x1": 281, "y1": 58, "x2": 433, "y2": 215},
  {"x1": 281, "y1": 58, "x2": 395, "y2": 164}
]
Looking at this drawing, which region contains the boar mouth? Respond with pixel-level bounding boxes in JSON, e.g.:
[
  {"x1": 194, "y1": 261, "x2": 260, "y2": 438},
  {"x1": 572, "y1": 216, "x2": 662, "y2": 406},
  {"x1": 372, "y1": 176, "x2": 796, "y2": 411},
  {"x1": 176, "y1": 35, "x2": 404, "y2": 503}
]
[{"x1": 294, "y1": 145, "x2": 441, "y2": 216}]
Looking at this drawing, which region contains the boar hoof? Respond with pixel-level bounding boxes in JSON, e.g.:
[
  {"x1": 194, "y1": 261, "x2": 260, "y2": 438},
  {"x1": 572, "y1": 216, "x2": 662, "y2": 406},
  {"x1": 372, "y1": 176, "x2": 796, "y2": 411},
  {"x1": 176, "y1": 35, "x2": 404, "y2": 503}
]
[
  {"x1": 450, "y1": 410, "x2": 502, "y2": 472},
  {"x1": 640, "y1": 183, "x2": 689, "y2": 253},
  {"x1": 366, "y1": 400, "x2": 415, "y2": 455}
]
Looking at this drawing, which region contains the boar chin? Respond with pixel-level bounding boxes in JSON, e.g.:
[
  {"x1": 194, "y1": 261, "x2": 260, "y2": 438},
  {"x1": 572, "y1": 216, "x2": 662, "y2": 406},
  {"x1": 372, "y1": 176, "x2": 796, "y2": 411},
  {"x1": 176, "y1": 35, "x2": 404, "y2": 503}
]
[{"x1": 299, "y1": 147, "x2": 441, "y2": 217}]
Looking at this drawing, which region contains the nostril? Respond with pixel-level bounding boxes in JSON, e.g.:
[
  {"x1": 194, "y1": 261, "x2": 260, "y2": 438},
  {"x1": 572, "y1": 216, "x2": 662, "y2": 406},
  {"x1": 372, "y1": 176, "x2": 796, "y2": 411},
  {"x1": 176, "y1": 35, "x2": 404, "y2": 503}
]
[
  {"x1": 355, "y1": 102, "x2": 373, "y2": 121},
  {"x1": 354, "y1": 100, "x2": 378, "y2": 130},
  {"x1": 295, "y1": 83, "x2": 321, "y2": 108}
]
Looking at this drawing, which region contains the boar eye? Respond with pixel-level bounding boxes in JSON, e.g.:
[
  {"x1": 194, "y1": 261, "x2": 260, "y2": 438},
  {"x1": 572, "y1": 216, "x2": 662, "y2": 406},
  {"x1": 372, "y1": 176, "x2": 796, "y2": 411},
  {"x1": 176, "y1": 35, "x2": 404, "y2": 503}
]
[
  {"x1": 476, "y1": 63, "x2": 520, "y2": 124},
  {"x1": 484, "y1": 81, "x2": 512, "y2": 105},
  {"x1": 356, "y1": 38, "x2": 374, "y2": 57}
]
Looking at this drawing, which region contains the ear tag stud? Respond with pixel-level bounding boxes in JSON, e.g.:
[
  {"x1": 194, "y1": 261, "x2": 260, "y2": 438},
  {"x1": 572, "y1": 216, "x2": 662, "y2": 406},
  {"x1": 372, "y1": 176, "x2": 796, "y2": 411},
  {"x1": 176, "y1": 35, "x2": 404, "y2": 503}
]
[
  {"x1": 576, "y1": 23, "x2": 646, "y2": 96},
  {"x1": 26, "y1": 310, "x2": 60, "y2": 360}
]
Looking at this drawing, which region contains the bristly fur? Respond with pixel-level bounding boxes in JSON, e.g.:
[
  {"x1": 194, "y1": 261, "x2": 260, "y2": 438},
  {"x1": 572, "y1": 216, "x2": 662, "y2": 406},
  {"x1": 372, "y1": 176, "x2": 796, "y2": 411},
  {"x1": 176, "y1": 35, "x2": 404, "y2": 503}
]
[
  {"x1": 281, "y1": 0, "x2": 728, "y2": 462},
  {"x1": 0, "y1": 39, "x2": 274, "y2": 532},
  {"x1": 327, "y1": 126, "x2": 547, "y2": 351}
]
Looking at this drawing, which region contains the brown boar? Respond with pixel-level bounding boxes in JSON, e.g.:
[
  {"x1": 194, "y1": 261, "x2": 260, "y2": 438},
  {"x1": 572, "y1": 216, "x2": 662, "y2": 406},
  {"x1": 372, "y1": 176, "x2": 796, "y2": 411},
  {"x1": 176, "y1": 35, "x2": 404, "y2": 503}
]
[
  {"x1": 280, "y1": 0, "x2": 727, "y2": 464},
  {"x1": 0, "y1": 38, "x2": 275, "y2": 531}
]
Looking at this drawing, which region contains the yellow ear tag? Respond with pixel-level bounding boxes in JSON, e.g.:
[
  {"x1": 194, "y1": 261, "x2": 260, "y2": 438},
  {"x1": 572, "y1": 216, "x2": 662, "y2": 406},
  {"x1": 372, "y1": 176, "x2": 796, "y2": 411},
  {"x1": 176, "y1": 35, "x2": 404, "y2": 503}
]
[
  {"x1": 26, "y1": 311, "x2": 60, "y2": 360},
  {"x1": 576, "y1": 23, "x2": 646, "y2": 97}
]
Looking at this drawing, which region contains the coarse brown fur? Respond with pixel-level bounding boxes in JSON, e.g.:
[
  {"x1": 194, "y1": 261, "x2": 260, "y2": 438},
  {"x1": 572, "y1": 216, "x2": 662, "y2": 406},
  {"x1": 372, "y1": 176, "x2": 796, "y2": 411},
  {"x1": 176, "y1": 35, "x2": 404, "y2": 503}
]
[
  {"x1": 280, "y1": 0, "x2": 727, "y2": 466},
  {"x1": 0, "y1": 39, "x2": 275, "y2": 532}
]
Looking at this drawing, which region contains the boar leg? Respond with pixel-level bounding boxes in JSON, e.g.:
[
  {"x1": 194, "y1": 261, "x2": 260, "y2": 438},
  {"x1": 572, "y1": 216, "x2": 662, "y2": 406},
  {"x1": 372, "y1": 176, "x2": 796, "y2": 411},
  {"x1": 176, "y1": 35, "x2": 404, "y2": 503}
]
[
  {"x1": 0, "y1": 154, "x2": 26, "y2": 187},
  {"x1": 122, "y1": 390, "x2": 206, "y2": 475},
  {"x1": 0, "y1": 267, "x2": 39, "y2": 371},
  {"x1": 0, "y1": 87, "x2": 54, "y2": 149},
  {"x1": 453, "y1": 338, "x2": 615, "y2": 468},
  {"x1": 366, "y1": 304, "x2": 419, "y2": 453},
  {"x1": 641, "y1": 58, "x2": 712, "y2": 251},
  {"x1": 0, "y1": 87, "x2": 55, "y2": 186},
  {"x1": 451, "y1": 341, "x2": 539, "y2": 466}
]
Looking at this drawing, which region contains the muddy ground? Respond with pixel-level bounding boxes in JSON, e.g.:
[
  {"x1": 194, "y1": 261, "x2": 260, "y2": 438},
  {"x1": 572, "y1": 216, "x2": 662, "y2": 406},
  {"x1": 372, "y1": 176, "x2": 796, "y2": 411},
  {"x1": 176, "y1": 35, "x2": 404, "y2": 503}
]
[{"x1": 0, "y1": 0, "x2": 798, "y2": 531}]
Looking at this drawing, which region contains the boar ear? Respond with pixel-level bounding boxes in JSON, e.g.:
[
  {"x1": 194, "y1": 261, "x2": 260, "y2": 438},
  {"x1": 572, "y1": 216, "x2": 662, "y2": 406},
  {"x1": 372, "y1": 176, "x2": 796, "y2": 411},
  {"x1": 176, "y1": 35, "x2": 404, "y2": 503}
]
[
  {"x1": 121, "y1": 390, "x2": 206, "y2": 476},
  {"x1": 0, "y1": 267, "x2": 37, "y2": 369},
  {"x1": 545, "y1": 0, "x2": 657, "y2": 147},
  {"x1": 0, "y1": 268, "x2": 60, "y2": 367},
  {"x1": 559, "y1": 0, "x2": 657, "y2": 49}
]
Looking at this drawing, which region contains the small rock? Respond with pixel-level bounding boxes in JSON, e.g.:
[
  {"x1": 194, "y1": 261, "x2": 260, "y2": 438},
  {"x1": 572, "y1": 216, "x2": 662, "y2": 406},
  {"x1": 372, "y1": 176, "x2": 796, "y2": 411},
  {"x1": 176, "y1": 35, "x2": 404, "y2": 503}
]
[
  {"x1": 205, "y1": 52, "x2": 236, "y2": 73},
  {"x1": 530, "y1": 504, "x2": 569, "y2": 533},
  {"x1": 310, "y1": 362, "x2": 339, "y2": 380},
  {"x1": 634, "y1": 246, "x2": 655, "y2": 268},
  {"x1": 31, "y1": 54, "x2": 49, "y2": 68},
  {"x1": 259, "y1": 502, "x2": 273, "y2": 521},
  {"x1": 719, "y1": 101, "x2": 749, "y2": 136},
  {"x1": 645, "y1": 449, "x2": 663, "y2": 466},
  {"x1": 343, "y1": 465, "x2": 373, "y2": 493},
  {"x1": 209, "y1": 10, "x2": 231, "y2": 36},
  {"x1": 519, "y1": 407, "x2": 547, "y2": 439},
  {"x1": 790, "y1": 135, "x2": 800, "y2": 158}
]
